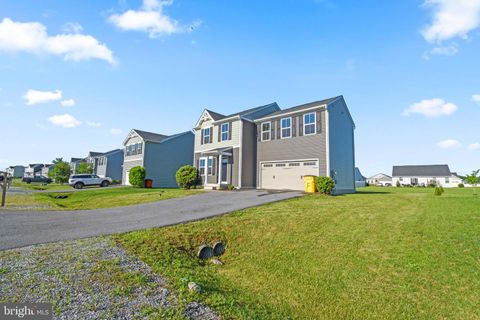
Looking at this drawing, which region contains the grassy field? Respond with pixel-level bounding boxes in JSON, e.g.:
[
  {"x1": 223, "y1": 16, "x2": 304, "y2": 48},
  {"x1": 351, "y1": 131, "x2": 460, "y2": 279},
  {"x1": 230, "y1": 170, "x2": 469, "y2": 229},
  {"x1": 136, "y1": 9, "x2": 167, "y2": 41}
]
[
  {"x1": 115, "y1": 187, "x2": 480, "y2": 319},
  {"x1": 5, "y1": 187, "x2": 203, "y2": 210},
  {"x1": 11, "y1": 179, "x2": 72, "y2": 191}
]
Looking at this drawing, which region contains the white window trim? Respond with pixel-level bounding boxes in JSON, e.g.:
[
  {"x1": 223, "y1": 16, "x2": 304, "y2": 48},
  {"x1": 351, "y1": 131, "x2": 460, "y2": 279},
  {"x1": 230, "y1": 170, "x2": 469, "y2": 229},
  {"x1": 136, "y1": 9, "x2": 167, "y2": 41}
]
[
  {"x1": 221, "y1": 123, "x2": 229, "y2": 141},
  {"x1": 199, "y1": 157, "x2": 207, "y2": 176},
  {"x1": 203, "y1": 127, "x2": 212, "y2": 144},
  {"x1": 261, "y1": 121, "x2": 271, "y2": 141},
  {"x1": 303, "y1": 112, "x2": 316, "y2": 136},
  {"x1": 280, "y1": 117, "x2": 292, "y2": 139}
]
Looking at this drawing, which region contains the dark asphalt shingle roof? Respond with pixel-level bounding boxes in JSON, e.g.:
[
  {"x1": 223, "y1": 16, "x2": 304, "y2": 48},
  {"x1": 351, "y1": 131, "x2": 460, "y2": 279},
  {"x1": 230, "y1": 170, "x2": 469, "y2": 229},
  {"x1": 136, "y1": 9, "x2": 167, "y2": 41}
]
[
  {"x1": 262, "y1": 96, "x2": 340, "y2": 118},
  {"x1": 133, "y1": 129, "x2": 169, "y2": 143},
  {"x1": 392, "y1": 165, "x2": 452, "y2": 177},
  {"x1": 206, "y1": 102, "x2": 279, "y2": 121},
  {"x1": 205, "y1": 110, "x2": 225, "y2": 121}
]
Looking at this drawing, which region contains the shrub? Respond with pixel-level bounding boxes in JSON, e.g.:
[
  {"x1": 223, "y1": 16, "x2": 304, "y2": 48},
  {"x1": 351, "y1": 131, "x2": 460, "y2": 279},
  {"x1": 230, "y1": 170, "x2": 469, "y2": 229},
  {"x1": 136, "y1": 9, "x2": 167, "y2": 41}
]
[
  {"x1": 227, "y1": 184, "x2": 235, "y2": 191},
  {"x1": 458, "y1": 183, "x2": 465, "y2": 188},
  {"x1": 129, "y1": 166, "x2": 146, "y2": 188},
  {"x1": 315, "y1": 176, "x2": 335, "y2": 195},
  {"x1": 175, "y1": 165, "x2": 198, "y2": 189},
  {"x1": 434, "y1": 187, "x2": 444, "y2": 196},
  {"x1": 396, "y1": 180, "x2": 401, "y2": 187}
]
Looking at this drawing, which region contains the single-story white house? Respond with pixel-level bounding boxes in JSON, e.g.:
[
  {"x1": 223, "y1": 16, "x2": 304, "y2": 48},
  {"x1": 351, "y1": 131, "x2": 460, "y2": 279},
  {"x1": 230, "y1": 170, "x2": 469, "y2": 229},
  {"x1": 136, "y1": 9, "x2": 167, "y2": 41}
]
[
  {"x1": 367, "y1": 173, "x2": 392, "y2": 186},
  {"x1": 392, "y1": 164, "x2": 463, "y2": 188}
]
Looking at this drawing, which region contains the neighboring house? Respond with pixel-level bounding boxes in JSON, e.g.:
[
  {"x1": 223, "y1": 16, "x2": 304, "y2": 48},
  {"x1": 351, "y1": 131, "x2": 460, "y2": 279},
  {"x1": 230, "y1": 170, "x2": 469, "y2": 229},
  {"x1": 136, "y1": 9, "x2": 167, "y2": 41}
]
[
  {"x1": 193, "y1": 102, "x2": 281, "y2": 189},
  {"x1": 70, "y1": 158, "x2": 86, "y2": 174},
  {"x1": 41, "y1": 164, "x2": 54, "y2": 177},
  {"x1": 85, "y1": 152, "x2": 104, "y2": 174},
  {"x1": 255, "y1": 96, "x2": 356, "y2": 194},
  {"x1": 392, "y1": 164, "x2": 463, "y2": 187},
  {"x1": 96, "y1": 149, "x2": 124, "y2": 181},
  {"x1": 122, "y1": 129, "x2": 194, "y2": 187},
  {"x1": 367, "y1": 173, "x2": 392, "y2": 186},
  {"x1": 355, "y1": 167, "x2": 367, "y2": 188},
  {"x1": 6, "y1": 165, "x2": 25, "y2": 178},
  {"x1": 24, "y1": 164, "x2": 44, "y2": 177}
]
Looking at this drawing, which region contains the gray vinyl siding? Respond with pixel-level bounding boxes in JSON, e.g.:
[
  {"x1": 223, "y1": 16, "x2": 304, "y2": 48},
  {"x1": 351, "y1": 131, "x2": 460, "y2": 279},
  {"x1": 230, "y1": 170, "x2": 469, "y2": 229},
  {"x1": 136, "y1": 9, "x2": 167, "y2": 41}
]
[
  {"x1": 232, "y1": 148, "x2": 240, "y2": 186},
  {"x1": 143, "y1": 132, "x2": 194, "y2": 188},
  {"x1": 241, "y1": 121, "x2": 257, "y2": 188},
  {"x1": 194, "y1": 146, "x2": 240, "y2": 187},
  {"x1": 327, "y1": 98, "x2": 355, "y2": 194},
  {"x1": 256, "y1": 110, "x2": 328, "y2": 184},
  {"x1": 97, "y1": 150, "x2": 124, "y2": 181}
]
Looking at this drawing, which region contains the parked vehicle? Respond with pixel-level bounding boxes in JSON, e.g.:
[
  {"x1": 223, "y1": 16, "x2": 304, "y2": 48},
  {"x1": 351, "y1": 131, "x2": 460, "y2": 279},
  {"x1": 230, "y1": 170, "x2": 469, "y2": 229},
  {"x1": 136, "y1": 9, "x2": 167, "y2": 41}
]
[
  {"x1": 22, "y1": 176, "x2": 52, "y2": 184},
  {"x1": 68, "y1": 174, "x2": 112, "y2": 189}
]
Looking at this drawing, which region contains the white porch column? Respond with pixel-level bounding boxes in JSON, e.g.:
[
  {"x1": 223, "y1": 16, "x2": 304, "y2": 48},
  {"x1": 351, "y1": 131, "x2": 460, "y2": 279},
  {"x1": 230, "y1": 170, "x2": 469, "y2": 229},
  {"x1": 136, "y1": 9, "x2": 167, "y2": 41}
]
[{"x1": 217, "y1": 154, "x2": 223, "y2": 185}]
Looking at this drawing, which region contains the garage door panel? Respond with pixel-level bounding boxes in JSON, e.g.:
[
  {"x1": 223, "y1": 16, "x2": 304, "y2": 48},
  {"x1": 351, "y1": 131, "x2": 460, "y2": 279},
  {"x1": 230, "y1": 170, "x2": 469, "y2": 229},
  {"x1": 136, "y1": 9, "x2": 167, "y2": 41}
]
[{"x1": 261, "y1": 160, "x2": 318, "y2": 191}]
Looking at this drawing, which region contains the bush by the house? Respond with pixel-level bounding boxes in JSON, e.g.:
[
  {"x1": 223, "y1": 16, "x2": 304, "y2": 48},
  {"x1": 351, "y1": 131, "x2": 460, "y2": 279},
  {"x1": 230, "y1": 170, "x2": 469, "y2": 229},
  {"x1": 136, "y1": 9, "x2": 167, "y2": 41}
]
[
  {"x1": 315, "y1": 176, "x2": 335, "y2": 195},
  {"x1": 175, "y1": 165, "x2": 198, "y2": 189},
  {"x1": 227, "y1": 184, "x2": 235, "y2": 191},
  {"x1": 458, "y1": 183, "x2": 465, "y2": 188},
  {"x1": 396, "y1": 180, "x2": 401, "y2": 187},
  {"x1": 129, "y1": 166, "x2": 146, "y2": 188}
]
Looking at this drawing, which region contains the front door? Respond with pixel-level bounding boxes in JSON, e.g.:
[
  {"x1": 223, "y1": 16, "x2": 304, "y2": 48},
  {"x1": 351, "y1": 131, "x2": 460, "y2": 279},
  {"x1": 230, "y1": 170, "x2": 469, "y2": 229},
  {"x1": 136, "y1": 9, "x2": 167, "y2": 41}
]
[{"x1": 221, "y1": 158, "x2": 228, "y2": 183}]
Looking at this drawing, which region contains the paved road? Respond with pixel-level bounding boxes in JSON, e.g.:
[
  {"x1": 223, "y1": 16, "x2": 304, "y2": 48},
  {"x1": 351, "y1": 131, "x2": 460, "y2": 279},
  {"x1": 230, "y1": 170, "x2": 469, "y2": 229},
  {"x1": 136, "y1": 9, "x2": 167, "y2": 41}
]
[{"x1": 0, "y1": 190, "x2": 302, "y2": 250}]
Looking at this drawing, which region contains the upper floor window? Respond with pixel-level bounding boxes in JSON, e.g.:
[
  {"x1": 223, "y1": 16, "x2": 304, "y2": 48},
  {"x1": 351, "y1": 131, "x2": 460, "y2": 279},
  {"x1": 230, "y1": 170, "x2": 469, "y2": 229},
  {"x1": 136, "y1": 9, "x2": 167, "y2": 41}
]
[
  {"x1": 125, "y1": 143, "x2": 143, "y2": 156},
  {"x1": 221, "y1": 123, "x2": 230, "y2": 141},
  {"x1": 199, "y1": 159, "x2": 206, "y2": 176},
  {"x1": 281, "y1": 117, "x2": 291, "y2": 139},
  {"x1": 304, "y1": 112, "x2": 316, "y2": 135},
  {"x1": 261, "y1": 122, "x2": 271, "y2": 141},
  {"x1": 137, "y1": 143, "x2": 143, "y2": 154},
  {"x1": 203, "y1": 127, "x2": 212, "y2": 144}
]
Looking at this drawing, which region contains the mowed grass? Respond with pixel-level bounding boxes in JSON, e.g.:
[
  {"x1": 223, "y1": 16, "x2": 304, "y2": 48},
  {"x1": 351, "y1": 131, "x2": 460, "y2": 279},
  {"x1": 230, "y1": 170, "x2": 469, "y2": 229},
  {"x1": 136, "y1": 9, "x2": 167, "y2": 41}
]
[
  {"x1": 115, "y1": 187, "x2": 480, "y2": 319},
  {"x1": 5, "y1": 187, "x2": 203, "y2": 210}
]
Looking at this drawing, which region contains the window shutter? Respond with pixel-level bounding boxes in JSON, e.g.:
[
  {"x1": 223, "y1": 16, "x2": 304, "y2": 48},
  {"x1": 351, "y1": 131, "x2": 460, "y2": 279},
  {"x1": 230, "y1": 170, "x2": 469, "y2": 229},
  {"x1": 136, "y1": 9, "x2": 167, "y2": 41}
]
[
  {"x1": 299, "y1": 115, "x2": 304, "y2": 136},
  {"x1": 200, "y1": 129, "x2": 204, "y2": 145},
  {"x1": 218, "y1": 126, "x2": 221, "y2": 142},
  {"x1": 257, "y1": 124, "x2": 261, "y2": 142},
  {"x1": 271, "y1": 121, "x2": 275, "y2": 140},
  {"x1": 292, "y1": 116, "x2": 297, "y2": 137},
  {"x1": 209, "y1": 128, "x2": 213, "y2": 143},
  {"x1": 277, "y1": 120, "x2": 281, "y2": 139},
  {"x1": 228, "y1": 122, "x2": 232, "y2": 140},
  {"x1": 316, "y1": 111, "x2": 322, "y2": 133}
]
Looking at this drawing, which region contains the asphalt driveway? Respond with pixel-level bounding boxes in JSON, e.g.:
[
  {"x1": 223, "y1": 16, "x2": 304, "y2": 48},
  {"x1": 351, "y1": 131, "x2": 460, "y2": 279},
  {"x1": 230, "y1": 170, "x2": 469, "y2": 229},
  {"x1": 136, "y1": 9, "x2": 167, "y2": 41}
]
[{"x1": 0, "y1": 190, "x2": 302, "y2": 250}]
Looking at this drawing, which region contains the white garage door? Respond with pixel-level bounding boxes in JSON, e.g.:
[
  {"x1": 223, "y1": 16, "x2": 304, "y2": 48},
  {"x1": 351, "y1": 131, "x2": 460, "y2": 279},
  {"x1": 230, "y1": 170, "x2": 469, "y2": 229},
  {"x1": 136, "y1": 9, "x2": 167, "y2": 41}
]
[{"x1": 260, "y1": 160, "x2": 319, "y2": 191}]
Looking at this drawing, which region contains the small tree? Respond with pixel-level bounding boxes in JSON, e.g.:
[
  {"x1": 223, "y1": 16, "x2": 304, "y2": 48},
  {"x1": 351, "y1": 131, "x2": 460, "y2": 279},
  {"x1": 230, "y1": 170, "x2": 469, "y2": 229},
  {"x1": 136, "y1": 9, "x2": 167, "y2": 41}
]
[
  {"x1": 175, "y1": 165, "x2": 198, "y2": 189},
  {"x1": 52, "y1": 161, "x2": 71, "y2": 184},
  {"x1": 315, "y1": 176, "x2": 335, "y2": 195},
  {"x1": 77, "y1": 162, "x2": 93, "y2": 174},
  {"x1": 396, "y1": 180, "x2": 401, "y2": 187},
  {"x1": 465, "y1": 169, "x2": 480, "y2": 195},
  {"x1": 434, "y1": 187, "x2": 443, "y2": 196},
  {"x1": 129, "y1": 166, "x2": 146, "y2": 187}
]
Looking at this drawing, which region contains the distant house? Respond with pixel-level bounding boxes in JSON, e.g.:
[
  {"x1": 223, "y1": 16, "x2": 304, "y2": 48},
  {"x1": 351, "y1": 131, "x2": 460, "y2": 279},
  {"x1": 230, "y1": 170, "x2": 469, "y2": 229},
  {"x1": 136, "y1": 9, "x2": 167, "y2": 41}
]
[
  {"x1": 70, "y1": 158, "x2": 86, "y2": 174},
  {"x1": 41, "y1": 164, "x2": 54, "y2": 177},
  {"x1": 85, "y1": 152, "x2": 104, "y2": 174},
  {"x1": 367, "y1": 173, "x2": 392, "y2": 186},
  {"x1": 24, "y1": 164, "x2": 44, "y2": 177},
  {"x1": 122, "y1": 129, "x2": 194, "y2": 187},
  {"x1": 354, "y1": 167, "x2": 367, "y2": 187},
  {"x1": 6, "y1": 165, "x2": 25, "y2": 178},
  {"x1": 95, "y1": 149, "x2": 124, "y2": 181},
  {"x1": 392, "y1": 165, "x2": 463, "y2": 188}
]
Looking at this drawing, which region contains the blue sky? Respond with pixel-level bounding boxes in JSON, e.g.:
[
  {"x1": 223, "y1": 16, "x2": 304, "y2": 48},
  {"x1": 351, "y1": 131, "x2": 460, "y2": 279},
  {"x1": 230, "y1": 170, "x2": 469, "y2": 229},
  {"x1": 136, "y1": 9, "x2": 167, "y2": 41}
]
[{"x1": 0, "y1": 0, "x2": 479, "y2": 176}]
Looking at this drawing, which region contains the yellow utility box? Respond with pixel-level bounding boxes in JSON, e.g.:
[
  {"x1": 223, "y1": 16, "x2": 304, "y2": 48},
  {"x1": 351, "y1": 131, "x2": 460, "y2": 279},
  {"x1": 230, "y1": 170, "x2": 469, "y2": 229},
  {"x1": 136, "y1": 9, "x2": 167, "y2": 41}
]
[{"x1": 304, "y1": 176, "x2": 316, "y2": 193}]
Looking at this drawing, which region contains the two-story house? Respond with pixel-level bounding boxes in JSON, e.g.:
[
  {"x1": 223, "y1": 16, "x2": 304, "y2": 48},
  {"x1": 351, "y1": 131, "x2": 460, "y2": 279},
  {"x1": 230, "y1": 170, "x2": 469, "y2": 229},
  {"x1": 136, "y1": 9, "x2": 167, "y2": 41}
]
[
  {"x1": 6, "y1": 165, "x2": 25, "y2": 178},
  {"x1": 85, "y1": 152, "x2": 104, "y2": 174},
  {"x1": 24, "y1": 164, "x2": 44, "y2": 178},
  {"x1": 70, "y1": 158, "x2": 85, "y2": 174},
  {"x1": 122, "y1": 129, "x2": 194, "y2": 187},
  {"x1": 193, "y1": 103, "x2": 281, "y2": 189},
  {"x1": 95, "y1": 149, "x2": 124, "y2": 181},
  {"x1": 41, "y1": 164, "x2": 54, "y2": 177},
  {"x1": 255, "y1": 96, "x2": 356, "y2": 194}
]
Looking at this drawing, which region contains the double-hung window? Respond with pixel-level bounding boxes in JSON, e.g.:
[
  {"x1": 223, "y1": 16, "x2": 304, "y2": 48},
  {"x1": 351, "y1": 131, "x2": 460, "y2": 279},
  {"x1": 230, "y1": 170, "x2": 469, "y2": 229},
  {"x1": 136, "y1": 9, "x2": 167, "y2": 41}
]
[
  {"x1": 207, "y1": 157, "x2": 213, "y2": 175},
  {"x1": 203, "y1": 127, "x2": 211, "y2": 144},
  {"x1": 137, "y1": 143, "x2": 143, "y2": 154},
  {"x1": 261, "y1": 122, "x2": 271, "y2": 141},
  {"x1": 199, "y1": 159, "x2": 206, "y2": 176},
  {"x1": 304, "y1": 112, "x2": 316, "y2": 135},
  {"x1": 281, "y1": 117, "x2": 291, "y2": 139},
  {"x1": 221, "y1": 123, "x2": 229, "y2": 141}
]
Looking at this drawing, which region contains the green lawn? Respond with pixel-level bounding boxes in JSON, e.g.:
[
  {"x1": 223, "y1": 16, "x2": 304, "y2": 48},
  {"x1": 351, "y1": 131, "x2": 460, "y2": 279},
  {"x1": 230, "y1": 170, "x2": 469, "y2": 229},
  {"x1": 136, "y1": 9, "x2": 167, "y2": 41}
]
[
  {"x1": 115, "y1": 187, "x2": 480, "y2": 319},
  {"x1": 11, "y1": 179, "x2": 73, "y2": 191},
  {"x1": 5, "y1": 187, "x2": 203, "y2": 210}
]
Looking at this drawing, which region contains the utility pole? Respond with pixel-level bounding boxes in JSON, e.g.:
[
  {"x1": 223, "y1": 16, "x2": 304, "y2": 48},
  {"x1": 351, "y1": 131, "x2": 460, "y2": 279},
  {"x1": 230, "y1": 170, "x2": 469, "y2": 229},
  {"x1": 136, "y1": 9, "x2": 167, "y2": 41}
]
[{"x1": 1, "y1": 171, "x2": 7, "y2": 207}]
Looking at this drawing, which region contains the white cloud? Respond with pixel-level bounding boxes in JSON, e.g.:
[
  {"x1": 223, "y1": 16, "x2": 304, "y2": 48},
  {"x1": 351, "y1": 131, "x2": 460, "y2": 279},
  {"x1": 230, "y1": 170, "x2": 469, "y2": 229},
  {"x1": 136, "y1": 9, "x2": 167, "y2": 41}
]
[
  {"x1": 422, "y1": 0, "x2": 480, "y2": 43},
  {"x1": 110, "y1": 128, "x2": 122, "y2": 135},
  {"x1": 109, "y1": 0, "x2": 200, "y2": 38},
  {"x1": 61, "y1": 22, "x2": 83, "y2": 34},
  {"x1": 403, "y1": 98, "x2": 458, "y2": 117},
  {"x1": 468, "y1": 142, "x2": 480, "y2": 150},
  {"x1": 0, "y1": 18, "x2": 115, "y2": 64},
  {"x1": 48, "y1": 114, "x2": 81, "y2": 128},
  {"x1": 60, "y1": 99, "x2": 75, "y2": 107},
  {"x1": 23, "y1": 89, "x2": 62, "y2": 105},
  {"x1": 472, "y1": 94, "x2": 480, "y2": 103},
  {"x1": 437, "y1": 139, "x2": 461, "y2": 149},
  {"x1": 86, "y1": 121, "x2": 102, "y2": 127}
]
